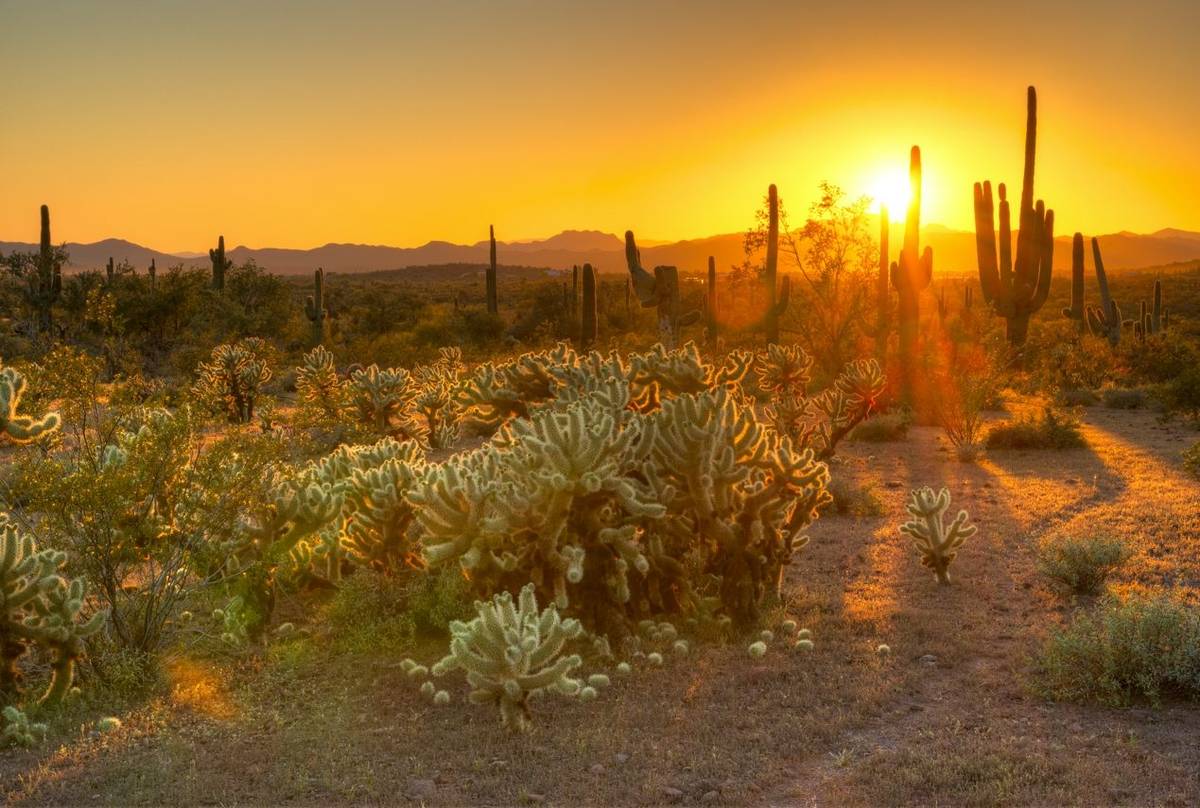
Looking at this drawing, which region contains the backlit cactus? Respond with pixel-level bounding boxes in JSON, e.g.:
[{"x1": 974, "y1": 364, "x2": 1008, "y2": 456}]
[
  {"x1": 348, "y1": 364, "x2": 423, "y2": 440},
  {"x1": 486, "y1": 225, "x2": 498, "y2": 315},
  {"x1": 192, "y1": 339, "x2": 273, "y2": 423},
  {"x1": 2, "y1": 706, "x2": 47, "y2": 748},
  {"x1": 580, "y1": 263, "x2": 598, "y2": 350},
  {"x1": 305, "y1": 267, "x2": 328, "y2": 347},
  {"x1": 1084, "y1": 238, "x2": 1122, "y2": 347},
  {"x1": 431, "y1": 583, "x2": 583, "y2": 733},
  {"x1": 899, "y1": 487, "x2": 977, "y2": 585},
  {"x1": 1062, "y1": 233, "x2": 1086, "y2": 333},
  {"x1": 975, "y1": 87, "x2": 1054, "y2": 349},
  {"x1": 0, "y1": 516, "x2": 106, "y2": 703},
  {"x1": 23, "y1": 205, "x2": 63, "y2": 336},
  {"x1": 875, "y1": 205, "x2": 891, "y2": 358},
  {"x1": 209, "y1": 235, "x2": 231, "y2": 291},
  {"x1": 296, "y1": 345, "x2": 347, "y2": 421},
  {"x1": 624, "y1": 231, "x2": 701, "y2": 348},
  {"x1": 890, "y1": 147, "x2": 932, "y2": 400},
  {"x1": 0, "y1": 364, "x2": 61, "y2": 444},
  {"x1": 759, "y1": 184, "x2": 791, "y2": 345}
]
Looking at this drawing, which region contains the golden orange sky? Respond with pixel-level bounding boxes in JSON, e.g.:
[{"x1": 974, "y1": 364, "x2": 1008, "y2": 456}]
[{"x1": 2, "y1": 1, "x2": 1198, "y2": 251}]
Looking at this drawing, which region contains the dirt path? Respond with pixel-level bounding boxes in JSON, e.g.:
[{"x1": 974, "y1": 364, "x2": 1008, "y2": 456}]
[{"x1": 3, "y1": 408, "x2": 1200, "y2": 806}]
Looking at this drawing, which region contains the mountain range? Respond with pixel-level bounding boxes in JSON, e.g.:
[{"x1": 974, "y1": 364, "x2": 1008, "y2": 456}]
[{"x1": 3, "y1": 224, "x2": 1199, "y2": 277}]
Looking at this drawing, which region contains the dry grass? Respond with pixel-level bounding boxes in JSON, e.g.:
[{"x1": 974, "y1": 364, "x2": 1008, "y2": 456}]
[{"x1": 4, "y1": 404, "x2": 1200, "y2": 806}]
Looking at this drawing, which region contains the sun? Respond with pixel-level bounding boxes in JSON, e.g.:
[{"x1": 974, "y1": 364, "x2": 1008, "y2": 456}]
[{"x1": 866, "y1": 168, "x2": 912, "y2": 219}]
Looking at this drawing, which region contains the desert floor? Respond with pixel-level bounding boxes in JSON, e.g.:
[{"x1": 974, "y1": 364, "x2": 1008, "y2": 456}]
[{"x1": 3, "y1": 404, "x2": 1199, "y2": 807}]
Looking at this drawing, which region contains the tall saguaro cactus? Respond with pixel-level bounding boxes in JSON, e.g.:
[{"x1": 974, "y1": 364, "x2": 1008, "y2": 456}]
[
  {"x1": 875, "y1": 205, "x2": 891, "y2": 358},
  {"x1": 763, "y1": 184, "x2": 783, "y2": 344},
  {"x1": 974, "y1": 86, "x2": 1054, "y2": 349},
  {"x1": 148, "y1": 258, "x2": 157, "y2": 290},
  {"x1": 306, "y1": 267, "x2": 328, "y2": 347},
  {"x1": 580, "y1": 263, "x2": 598, "y2": 350},
  {"x1": 209, "y1": 235, "x2": 230, "y2": 291},
  {"x1": 889, "y1": 147, "x2": 932, "y2": 402},
  {"x1": 1062, "y1": 233, "x2": 1085, "y2": 332},
  {"x1": 624, "y1": 231, "x2": 698, "y2": 348},
  {"x1": 705, "y1": 256, "x2": 719, "y2": 347},
  {"x1": 30, "y1": 205, "x2": 62, "y2": 336},
  {"x1": 486, "y1": 225, "x2": 498, "y2": 315},
  {"x1": 1084, "y1": 238, "x2": 1122, "y2": 347}
]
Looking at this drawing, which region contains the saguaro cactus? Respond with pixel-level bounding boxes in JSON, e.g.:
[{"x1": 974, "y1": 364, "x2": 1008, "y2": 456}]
[
  {"x1": 29, "y1": 205, "x2": 62, "y2": 336},
  {"x1": 305, "y1": 267, "x2": 328, "y2": 347},
  {"x1": 705, "y1": 256, "x2": 719, "y2": 346},
  {"x1": 486, "y1": 225, "x2": 498, "y2": 315},
  {"x1": 105, "y1": 257, "x2": 114, "y2": 285},
  {"x1": 974, "y1": 86, "x2": 1054, "y2": 349},
  {"x1": 209, "y1": 235, "x2": 230, "y2": 291},
  {"x1": 1062, "y1": 233, "x2": 1086, "y2": 332},
  {"x1": 580, "y1": 263, "x2": 598, "y2": 350},
  {"x1": 875, "y1": 205, "x2": 891, "y2": 358},
  {"x1": 148, "y1": 258, "x2": 156, "y2": 290},
  {"x1": 624, "y1": 231, "x2": 699, "y2": 347},
  {"x1": 1084, "y1": 238, "x2": 1122, "y2": 347},
  {"x1": 762, "y1": 185, "x2": 786, "y2": 344},
  {"x1": 889, "y1": 147, "x2": 932, "y2": 401}
]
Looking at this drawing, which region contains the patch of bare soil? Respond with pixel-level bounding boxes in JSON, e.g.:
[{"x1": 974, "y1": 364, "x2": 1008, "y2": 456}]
[{"x1": 4, "y1": 407, "x2": 1199, "y2": 806}]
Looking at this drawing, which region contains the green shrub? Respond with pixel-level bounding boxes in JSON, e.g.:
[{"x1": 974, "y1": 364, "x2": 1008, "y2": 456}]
[
  {"x1": 1159, "y1": 365, "x2": 1200, "y2": 421},
  {"x1": 1034, "y1": 596, "x2": 1200, "y2": 706},
  {"x1": 1057, "y1": 388, "x2": 1098, "y2": 407},
  {"x1": 985, "y1": 408, "x2": 1086, "y2": 450},
  {"x1": 1184, "y1": 440, "x2": 1200, "y2": 479},
  {"x1": 324, "y1": 568, "x2": 471, "y2": 655},
  {"x1": 1036, "y1": 535, "x2": 1131, "y2": 595},
  {"x1": 821, "y1": 477, "x2": 884, "y2": 518},
  {"x1": 1100, "y1": 387, "x2": 1146, "y2": 410},
  {"x1": 849, "y1": 411, "x2": 910, "y2": 443}
]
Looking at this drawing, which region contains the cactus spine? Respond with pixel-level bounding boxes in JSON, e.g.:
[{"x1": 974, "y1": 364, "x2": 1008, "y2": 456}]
[
  {"x1": 486, "y1": 225, "x2": 498, "y2": 315},
  {"x1": 875, "y1": 205, "x2": 891, "y2": 358},
  {"x1": 580, "y1": 263, "x2": 597, "y2": 350},
  {"x1": 975, "y1": 86, "x2": 1054, "y2": 349},
  {"x1": 1062, "y1": 233, "x2": 1085, "y2": 332},
  {"x1": 889, "y1": 147, "x2": 932, "y2": 402},
  {"x1": 209, "y1": 235, "x2": 230, "y2": 291},
  {"x1": 705, "y1": 256, "x2": 719, "y2": 347},
  {"x1": 1085, "y1": 238, "x2": 1122, "y2": 347},
  {"x1": 305, "y1": 267, "x2": 328, "y2": 347}
]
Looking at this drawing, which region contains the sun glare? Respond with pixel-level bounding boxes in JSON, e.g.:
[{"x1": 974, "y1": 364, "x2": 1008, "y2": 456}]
[{"x1": 867, "y1": 169, "x2": 912, "y2": 217}]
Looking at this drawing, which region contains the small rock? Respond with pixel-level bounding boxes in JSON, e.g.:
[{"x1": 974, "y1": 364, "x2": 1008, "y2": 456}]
[
  {"x1": 885, "y1": 480, "x2": 903, "y2": 489},
  {"x1": 663, "y1": 786, "x2": 684, "y2": 801},
  {"x1": 523, "y1": 793, "x2": 546, "y2": 804},
  {"x1": 702, "y1": 790, "x2": 720, "y2": 803},
  {"x1": 614, "y1": 752, "x2": 630, "y2": 765},
  {"x1": 405, "y1": 779, "x2": 437, "y2": 801},
  {"x1": 919, "y1": 654, "x2": 937, "y2": 667},
  {"x1": 589, "y1": 763, "x2": 606, "y2": 775}
]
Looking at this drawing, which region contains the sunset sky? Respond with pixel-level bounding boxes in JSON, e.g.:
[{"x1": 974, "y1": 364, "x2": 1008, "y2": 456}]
[{"x1": 2, "y1": 1, "x2": 1198, "y2": 252}]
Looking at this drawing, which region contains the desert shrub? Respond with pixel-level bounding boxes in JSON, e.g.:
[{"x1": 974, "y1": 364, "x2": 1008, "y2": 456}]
[
  {"x1": 985, "y1": 407, "x2": 1086, "y2": 450},
  {"x1": 1100, "y1": 386, "x2": 1147, "y2": 410},
  {"x1": 1158, "y1": 365, "x2": 1200, "y2": 421},
  {"x1": 1036, "y1": 535, "x2": 1131, "y2": 595},
  {"x1": 324, "y1": 568, "x2": 470, "y2": 654},
  {"x1": 1057, "y1": 388, "x2": 1099, "y2": 407},
  {"x1": 821, "y1": 477, "x2": 884, "y2": 518},
  {"x1": 1036, "y1": 333, "x2": 1114, "y2": 393},
  {"x1": 848, "y1": 411, "x2": 909, "y2": 442},
  {"x1": 1184, "y1": 440, "x2": 1200, "y2": 478},
  {"x1": 1120, "y1": 332, "x2": 1197, "y2": 385},
  {"x1": 1034, "y1": 595, "x2": 1200, "y2": 706}
]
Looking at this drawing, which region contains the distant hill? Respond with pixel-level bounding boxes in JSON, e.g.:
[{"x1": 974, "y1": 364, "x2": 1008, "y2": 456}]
[{"x1": 3, "y1": 225, "x2": 1199, "y2": 278}]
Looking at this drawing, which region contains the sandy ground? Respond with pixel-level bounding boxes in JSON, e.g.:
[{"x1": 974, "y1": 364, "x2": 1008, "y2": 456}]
[{"x1": 3, "y1": 405, "x2": 1199, "y2": 807}]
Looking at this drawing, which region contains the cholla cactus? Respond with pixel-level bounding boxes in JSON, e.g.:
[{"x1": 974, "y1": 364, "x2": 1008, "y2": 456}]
[
  {"x1": 455, "y1": 346, "x2": 569, "y2": 435},
  {"x1": 764, "y1": 357, "x2": 885, "y2": 460},
  {"x1": 344, "y1": 442, "x2": 428, "y2": 570},
  {"x1": 1, "y1": 517, "x2": 106, "y2": 703},
  {"x1": 432, "y1": 584, "x2": 583, "y2": 733},
  {"x1": 0, "y1": 364, "x2": 61, "y2": 444},
  {"x1": 755, "y1": 343, "x2": 813, "y2": 396},
  {"x1": 645, "y1": 389, "x2": 830, "y2": 624},
  {"x1": 899, "y1": 487, "x2": 977, "y2": 585},
  {"x1": 627, "y1": 342, "x2": 751, "y2": 411},
  {"x1": 296, "y1": 346, "x2": 347, "y2": 421},
  {"x1": 412, "y1": 347, "x2": 463, "y2": 449},
  {"x1": 2, "y1": 706, "x2": 47, "y2": 748},
  {"x1": 348, "y1": 364, "x2": 423, "y2": 440},
  {"x1": 192, "y1": 340, "x2": 273, "y2": 424}
]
